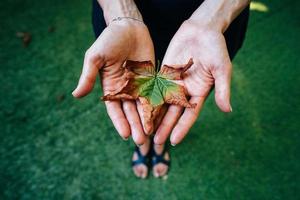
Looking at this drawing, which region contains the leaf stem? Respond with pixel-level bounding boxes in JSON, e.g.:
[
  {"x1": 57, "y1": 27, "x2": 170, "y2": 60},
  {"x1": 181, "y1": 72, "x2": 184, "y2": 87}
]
[{"x1": 156, "y1": 60, "x2": 161, "y2": 73}]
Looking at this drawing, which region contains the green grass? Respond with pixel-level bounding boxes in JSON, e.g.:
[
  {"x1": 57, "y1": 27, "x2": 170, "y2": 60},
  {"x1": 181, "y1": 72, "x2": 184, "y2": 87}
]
[{"x1": 0, "y1": 0, "x2": 299, "y2": 199}]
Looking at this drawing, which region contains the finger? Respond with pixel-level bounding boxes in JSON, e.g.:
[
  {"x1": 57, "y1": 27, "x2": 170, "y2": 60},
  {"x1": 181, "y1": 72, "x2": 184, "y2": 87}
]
[
  {"x1": 213, "y1": 62, "x2": 232, "y2": 112},
  {"x1": 122, "y1": 101, "x2": 146, "y2": 145},
  {"x1": 154, "y1": 105, "x2": 183, "y2": 145},
  {"x1": 136, "y1": 99, "x2": 153, "y2": 135},
  {"x1": 72, "y1": 50, "x2": 104, "y2": 98},
  {"x1": 170, "y1": 96, "x2": 205, "y2": 145},
  {"x1": 105, "y1": 101, "x2": 131, "y2": 140}
]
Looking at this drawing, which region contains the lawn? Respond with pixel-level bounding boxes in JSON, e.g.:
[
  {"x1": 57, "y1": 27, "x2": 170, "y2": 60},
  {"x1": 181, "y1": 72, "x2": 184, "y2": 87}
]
[{"x1": 0, "y1": 0, "x2": 299, "y2": 199}]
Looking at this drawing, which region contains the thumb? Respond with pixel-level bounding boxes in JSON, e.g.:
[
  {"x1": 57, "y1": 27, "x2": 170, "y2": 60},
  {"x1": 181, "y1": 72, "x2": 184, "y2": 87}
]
[
  {"x1": 213, "y1": 62, "x2": 232, "y2": 112},
  {"x1": 72, "y1": 50, "x2": 104, "y2": 98}
]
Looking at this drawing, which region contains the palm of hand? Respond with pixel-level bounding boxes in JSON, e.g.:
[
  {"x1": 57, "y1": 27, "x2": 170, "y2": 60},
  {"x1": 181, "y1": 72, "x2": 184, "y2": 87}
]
[
  {"x1": 89, "y1": 22, "x2": 154, "y2": 95},
  {"x1": 155, "y1": 21, "x2": 232, "y2": 145},
  {"x1": 164, "y1": 22, "x2": 231, "y2": 98},
  {"x1": 73, "y1": 21, "x2": 155, "y2": 144}
]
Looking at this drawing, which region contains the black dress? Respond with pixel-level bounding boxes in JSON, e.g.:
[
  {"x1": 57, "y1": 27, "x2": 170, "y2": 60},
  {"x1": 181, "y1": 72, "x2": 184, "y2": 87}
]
[{"x1": 92, "y1": 0, "x2": 249, "y2": 60}]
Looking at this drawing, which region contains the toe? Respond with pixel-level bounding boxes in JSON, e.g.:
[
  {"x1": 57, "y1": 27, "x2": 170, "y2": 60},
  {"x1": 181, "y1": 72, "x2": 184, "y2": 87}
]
[
  {"x1": 133, "y1": 165, "x2": 148, "y2": 179},
  {"x1": 153, "y1": 164, "x2": 169, "y2": 177},
  {"x1": 157, "y1": 165, "x2": 164, "y2": 177},
  {"x1": 133, "y1": 167, "x2": 141, "y2": 178},
  {"x1": 160, "y1": 167, "x2": 168, "y2": 177},
  {"x1": 141, "y1": 167, "x2": 148, "y2": 179},
  {"x1": 136, "y1": 166, "x2": 143, "y2": 177},
  {"x1": 153, "y1": 166, "x2": 159, "y2": 177},
  {"x1": 141, "y1": 165, "x2": 148, "y2": 179}
]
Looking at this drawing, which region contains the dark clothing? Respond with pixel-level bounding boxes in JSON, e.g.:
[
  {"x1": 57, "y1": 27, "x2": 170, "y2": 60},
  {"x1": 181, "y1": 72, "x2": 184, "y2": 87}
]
[{"x1": 92, "y1": 0, "x2": 249, "y2": 60}]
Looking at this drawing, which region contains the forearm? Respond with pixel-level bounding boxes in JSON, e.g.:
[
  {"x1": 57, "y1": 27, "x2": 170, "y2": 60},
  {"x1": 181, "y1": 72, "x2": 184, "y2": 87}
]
[
  {"x1": 98, "y1": 0, "x2": 143, "y2": 25},
  {"x1": 189, "y1": 0, "x2": 250, "y2": 33}
]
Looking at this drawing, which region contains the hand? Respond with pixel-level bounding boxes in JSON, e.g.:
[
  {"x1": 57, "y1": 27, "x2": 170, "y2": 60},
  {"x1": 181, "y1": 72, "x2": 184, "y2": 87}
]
[
  {"x1": 72, "y1": 20, "x2": 155, "y2": 145},
  {"x1": 154, "y1": 20, "x2": 232, "y2": 145}
]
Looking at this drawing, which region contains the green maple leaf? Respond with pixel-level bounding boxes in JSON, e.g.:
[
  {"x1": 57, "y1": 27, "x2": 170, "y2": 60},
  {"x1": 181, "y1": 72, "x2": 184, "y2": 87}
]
[{"x1": 101, "y1": 58, "x2": 196, "y2": 133}]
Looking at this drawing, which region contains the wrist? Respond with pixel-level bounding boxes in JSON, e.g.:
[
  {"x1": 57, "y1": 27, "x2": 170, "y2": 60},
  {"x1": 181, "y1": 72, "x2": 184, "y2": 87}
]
[
  {"x1": 189, "y1": 0, "x2": 250, "y2": 33},
  {"x1": 186, "y1": 17, "x2": 224, "y2": 33},
  {"x1": 98, "y1": 0, "x2": 143, "y2": 25},
  {"x1": 189, "y1": 4, "x2": 225, "y2": 33}
]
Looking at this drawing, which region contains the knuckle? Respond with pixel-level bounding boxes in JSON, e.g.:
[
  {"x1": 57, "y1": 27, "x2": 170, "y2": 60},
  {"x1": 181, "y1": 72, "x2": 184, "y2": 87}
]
[
  {"x1": 160, "y1": 120, "x2": 172, "y2": 129},
  {"x1": 128, "y1": 117, "x2": 138, "y2": 126},
  {"x1": 105, "y1": 101, "x2": 114, "y2": 107},
  {"x1": 85, "y1": 74, "x2": 95, "y2": 84},
  {"x1": 133, "y1": 136, "x2": 145, "y2": 146},
  {"x1": 177, "y1": 120, "x2": 186, "y2": 129},
  {"x1": 107, "y1": 110, "x2": 118, "y2": 120},
  {"x1": 84, "y1": 49, "x2": 92, "y2": 59},
  {"x1": 189, "y1": 109, "x2": 198, "y2": 119},
  {"x1": 85, "y1": 49, "x2": 105, "y2": 68},
  {"x1": 123, "y1": 102, "x2": 135, "y2": 113},
  {"x1": 105, "y1": 104, "x2": 119, "y2": 119},
  {"x1": 169, "y1": 105, "x2": 182, "y2": 113}
]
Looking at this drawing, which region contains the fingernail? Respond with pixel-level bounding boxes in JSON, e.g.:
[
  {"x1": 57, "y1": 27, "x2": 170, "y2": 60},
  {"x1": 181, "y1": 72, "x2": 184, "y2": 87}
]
[
  {"x1": 153, "y1": 136, "x2": 159, "y2": 144},
  {"x1": 155, "y1": 142, "x2": 163, "y2": 145},
  {"x1": 123, "y1": 137, "x2": 129, "y2": 141},
  {"x1": 72, "y1": 89, "x2": 78, "y2": 97},
  {"x1": 137, "y1": 143, "x2": 142, "y2": 147},
  {"x1": 230, "y1": 105, "x2": 233, "y2": 112},
  {"x1": 171, "y1": 143, "x2": 176, "y2": 147}
]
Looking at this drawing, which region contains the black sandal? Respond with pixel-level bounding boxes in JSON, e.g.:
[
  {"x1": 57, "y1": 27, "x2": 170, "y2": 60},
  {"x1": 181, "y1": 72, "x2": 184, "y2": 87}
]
[
  {"x1": 151, "y1": 144, "x2": 170, "y2": 176},
  {"x1": 131, "y1": 146, "x2": 150, "y2": 178}
]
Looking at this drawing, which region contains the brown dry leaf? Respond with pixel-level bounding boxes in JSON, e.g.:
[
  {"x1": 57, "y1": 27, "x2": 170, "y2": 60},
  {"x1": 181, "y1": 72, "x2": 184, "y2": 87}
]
[
  {"x1": 101, "y1": 58, "x2": 196, "y2": 134},
  {"x1": 48, "y1": 26, "x2": 55, "y2": 33},
  {"x1": 16, "y1": 32, "x2": 32, "y2": 47}
]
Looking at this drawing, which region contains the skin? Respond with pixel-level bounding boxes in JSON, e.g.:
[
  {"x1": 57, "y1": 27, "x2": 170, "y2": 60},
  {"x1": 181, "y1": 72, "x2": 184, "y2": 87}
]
[
  {"x1": 72, "y1": 13, "x2": 154, "y2": 145},
  {"x1": 72, "y1": 0, "x2": 159, "y2": 178},
  {"x1": 154, "y1": 20, "x2": 232, "y2": 145},
  {"x1": 72, "y1": 0, "x2": 250, "y2": 178},
  {"x1": 155, "y1": 0, "x2": 250, "y2": 145}
]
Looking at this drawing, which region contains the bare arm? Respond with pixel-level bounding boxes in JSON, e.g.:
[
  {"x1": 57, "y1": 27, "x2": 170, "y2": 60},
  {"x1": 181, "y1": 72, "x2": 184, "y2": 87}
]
[
  {"x1": 189, "y1": 0, "x2": 250, "y2": 32},
  {"x1": 155, "y1": 0, "x2": 250, "y2": 145},
  {"x1": 73, "y1": 0, "x2": 154, "y2": 144},
  {"x1": 98, "y1": 0, "x2": 143, "y2": 24}
]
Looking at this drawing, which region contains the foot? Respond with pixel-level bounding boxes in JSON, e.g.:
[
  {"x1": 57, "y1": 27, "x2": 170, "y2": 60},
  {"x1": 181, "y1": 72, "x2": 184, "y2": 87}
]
[
  {"x1": 132, "y1": 138, "x2": 150, "y2": 179},
  {"x1": 152, "y1": 144, "x2": 170, "y2": 178}
]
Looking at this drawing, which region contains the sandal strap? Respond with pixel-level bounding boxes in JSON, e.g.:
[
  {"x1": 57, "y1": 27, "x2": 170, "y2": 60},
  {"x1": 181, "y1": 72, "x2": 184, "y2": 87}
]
[
  {"x1": 152, "y1": 145, "x2": 170, "y2": 166},
  {"x1": 131, "y1": 146, "x2": 149, "y2": 167}
]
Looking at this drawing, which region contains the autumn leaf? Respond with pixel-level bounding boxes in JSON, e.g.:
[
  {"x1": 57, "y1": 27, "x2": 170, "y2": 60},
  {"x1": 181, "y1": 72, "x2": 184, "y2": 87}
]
[
  {"x1": 101, "y1": 58, "x2": 196, "y2": 134},
  {"x1": 16, "y1": 32, "x2": 32, "y2": 47}
]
